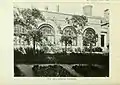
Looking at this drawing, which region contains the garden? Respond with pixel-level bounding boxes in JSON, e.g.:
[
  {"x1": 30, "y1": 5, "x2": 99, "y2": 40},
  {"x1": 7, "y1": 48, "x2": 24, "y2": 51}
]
[
  {"x1": 14, "y1": 47, "x2": 109, "y2": 65},
  {"x1": 32, "y1": 65, "x2": 75, "y2": 77},
  {"x1": 14, "y1": 47, "x2": 109, "y2": 77}
]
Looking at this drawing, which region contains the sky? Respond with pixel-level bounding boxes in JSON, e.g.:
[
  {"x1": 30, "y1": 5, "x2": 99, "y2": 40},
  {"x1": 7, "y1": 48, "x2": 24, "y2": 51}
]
[{"x1": 13, "y1": 2, "x2": 109, "y2": 17}]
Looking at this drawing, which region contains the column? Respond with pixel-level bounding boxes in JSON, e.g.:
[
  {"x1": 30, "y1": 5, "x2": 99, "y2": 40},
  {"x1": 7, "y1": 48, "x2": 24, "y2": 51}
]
[
  {"x1": 80, "y1": 35, "x2": 83, "y2": 51},
  {"x1": 77, "y1": 34, "x2": 83, "y2": 50},
  {"x1": 97, "y1": 34, "x2": 101, "y2": 47}
]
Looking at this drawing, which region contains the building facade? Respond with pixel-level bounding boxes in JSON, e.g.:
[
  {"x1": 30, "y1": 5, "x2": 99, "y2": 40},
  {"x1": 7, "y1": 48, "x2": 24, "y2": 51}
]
[{"x1": 14, "y1": 5, "x2": 109, "y2": 53}]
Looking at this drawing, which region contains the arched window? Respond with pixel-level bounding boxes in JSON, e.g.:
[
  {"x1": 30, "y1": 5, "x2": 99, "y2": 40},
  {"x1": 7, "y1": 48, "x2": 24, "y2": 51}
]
[
  {"x1": 62, "y1": 26, "x2": 77, "y2": 46},
  {"x1": 83, "y1": 28, "x2": 97, "y2": 46},
  {"x1": 39, "y1": 24, "x2": 55, "y2": 46}
]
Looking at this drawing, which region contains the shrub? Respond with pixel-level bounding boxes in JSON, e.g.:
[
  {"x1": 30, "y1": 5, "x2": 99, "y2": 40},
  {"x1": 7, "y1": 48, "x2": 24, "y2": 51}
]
[
  {"x1": 93, "y1": 47, "x2": 102, "y2": 52},
  {"x1": 74, "y1": 47, "x2": 81, "y2": 53},
  {"x1": 84, "y1": 46, "x2": 90, "y2": 52},
  {"x1": 46, "y1": 56, "x2": 57, "y2": 63},
  {"x1": 77, "y1": 47, "x2": 81, "y2": 53},
  {"x1": 51, "y1": 47, "x2": 56, "y2": 53},
  {"x1": 67, "y1": 47, "x2": 73, "y2": 53},
  {"x1": 50, "y1": 47, "x2": 62, "y2": 53},
  {"x1": 42, "y1": 46, "x2": 49, "y2": 53},
  {"x1": 32, "y1": 65, "x2": 75, "y2": 77},
  {"x1": 62, "y1": 48, "x2": 66, "y2": 53},
  {"x1": 72, "y1": 65, "x2": 109, "y2": 77},
  {"x1": 83, "y1": 47, "x2": 102, "y2": 52},
  {"x1": 74, "y1": 48, "x2": 78, "y2": 53},
  {"x1": 14, "y1": 47, "x2": 109, "y2": 65}
]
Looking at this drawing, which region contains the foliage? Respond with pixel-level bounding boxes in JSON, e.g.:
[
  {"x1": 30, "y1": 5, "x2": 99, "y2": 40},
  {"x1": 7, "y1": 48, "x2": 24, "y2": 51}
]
[
  {"x1": 60, "y1": 36, "x2": 73, "y2": 45},
  {"x1": 60, "y1": 35, "x2": 73, "y2": 53},
  {"x1": 32, "y1": 65, "x2": 75, "y2": 77},
  {"x1": 50, "y1": 46, "x2": 62, "y2": 53},
  {"x1": 14, "y1": 7, "x2": 45, "y2": 53},
  {"x1": 72, "y1": 65, "x2": 109, "y2": 77},
  {"x1": 14, "y1": 48, "x2": 109, "y2": 65},
  {"x1": 93, "y1": 47, "x2": 103, "y2": 52},
  {"x1": 84, "y1": 46, "x2": 90, "y2": 52},
  {"x1": 74, "y1": 47, "x2": 81, "y2": 53},
  {"x1": 46, "y1": 56, "x2": 57, "y2": 63},
  {"x1": 83, "y1": 28, "x2": 98, "y2": 45},
  {"x1": 71, "y1": 15, "x2": 88, "y2": 29},
  {"x1": 83, "y1": 47, "x2": 102, "y2": 52},
  {"x1": 77, "y1": 47, "x2": 81, "y2": 53},
  {"x1": 67, "y1": 47, "x2": 73, "y2": 53},
  {"x1": 25, "y1": 29, "x2": 44, "y2": 49},
  {"x1": 41, "y1": 46, "x2": 49, "y2": 53},
  {"x1": 83, "y1": 28, "x2": 98, "y2": 53},
  {"x1": 14, "y1": 7, "x2": 45, "y2": 28}
]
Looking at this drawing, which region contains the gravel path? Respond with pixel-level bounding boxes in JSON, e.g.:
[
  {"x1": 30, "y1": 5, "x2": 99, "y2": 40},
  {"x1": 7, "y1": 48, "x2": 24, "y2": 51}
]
[
  {"x1": 60, "y1": 64, "x2": 83, "y2": 77},
  {"x1": 17, "y1": 65, "x2": 34, "y2": 77}
]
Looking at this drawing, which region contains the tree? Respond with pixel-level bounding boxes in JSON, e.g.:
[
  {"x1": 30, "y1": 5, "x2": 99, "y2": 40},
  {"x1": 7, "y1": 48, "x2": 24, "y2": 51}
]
[
  {"x1": 83, "y1": 28, "x2": 98, "y2": 53},
  {"x1": 60, "y1": 35, "x2": 73, "y2": 53},
  {"x1": 14, "y1": 7, "x2": 45, "y2": 54},
  {"x1": 71, "y1": 15, "x2": 99, "y2": 53},
  {"x1": 26, "y1": 29, "x2": 44, "y2": 53},
  {"x1": 70, "y1": 15, "x2": 89, "y2": 52},
  {"x1": 71, "y1": 15, "x2": 88, "y2": 32}
]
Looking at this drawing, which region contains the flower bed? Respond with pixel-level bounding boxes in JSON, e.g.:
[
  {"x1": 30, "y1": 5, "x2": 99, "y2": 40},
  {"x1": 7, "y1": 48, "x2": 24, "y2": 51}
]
[{"x1": 32, "y1": 65, "x2": 75, "y2": 77}]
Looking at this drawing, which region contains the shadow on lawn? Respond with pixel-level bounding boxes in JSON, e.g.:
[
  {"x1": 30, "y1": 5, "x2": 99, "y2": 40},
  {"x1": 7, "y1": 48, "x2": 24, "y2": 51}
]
[{"x1": 72, "y1": 65, "x2": 109, "y2": 77}]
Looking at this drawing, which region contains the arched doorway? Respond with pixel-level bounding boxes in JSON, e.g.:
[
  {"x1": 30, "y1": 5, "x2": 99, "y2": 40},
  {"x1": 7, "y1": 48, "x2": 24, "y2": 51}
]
[
  {"x1": 83, "y1": 28, "x2": 98, "y2": 47},
  {"x1": 62, "y1": 26, "x2": 77, "y2": 46},
  {"x1": 38, "y1": 24, "x2": 55, "y2": 46}
]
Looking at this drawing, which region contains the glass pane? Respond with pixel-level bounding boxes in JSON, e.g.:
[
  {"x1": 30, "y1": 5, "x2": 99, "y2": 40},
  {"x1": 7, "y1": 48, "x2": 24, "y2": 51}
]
[{"x1": 101, "y1": 35, "x2": 104, "y2": 47}]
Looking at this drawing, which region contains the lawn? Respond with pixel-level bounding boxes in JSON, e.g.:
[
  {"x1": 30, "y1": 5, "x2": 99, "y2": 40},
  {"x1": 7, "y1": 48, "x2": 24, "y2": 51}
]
[{"x1": 14, "y1": 50, "x2": 109, "y2": 65}]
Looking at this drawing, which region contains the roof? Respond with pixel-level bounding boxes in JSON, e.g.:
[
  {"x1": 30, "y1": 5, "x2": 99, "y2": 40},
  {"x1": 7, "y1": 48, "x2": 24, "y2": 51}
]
[{"x1": 39, "y1": 10, "x2": 104, "y2": 20}]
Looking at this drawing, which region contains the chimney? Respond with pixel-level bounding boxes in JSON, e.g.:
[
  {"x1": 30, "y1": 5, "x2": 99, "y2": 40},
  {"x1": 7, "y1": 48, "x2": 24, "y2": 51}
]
[
  {"x1": 104, "y1": 9, "x2": 109, "y2": 21},
  {"x1": 56, "y1": 5, "x2": 59, "y2": 12},
  {"x1": 45, "y1": 6, "x2": 48, "y2": 11},
  {"x1": 83, "y1": 5, "x2": 93, "y2": 16}
]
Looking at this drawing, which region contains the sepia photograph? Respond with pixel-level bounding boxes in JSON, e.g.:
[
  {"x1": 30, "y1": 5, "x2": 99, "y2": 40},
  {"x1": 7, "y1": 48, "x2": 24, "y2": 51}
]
[{"x1": 14, "y1": 2, "x2": 109, "y2": 77}]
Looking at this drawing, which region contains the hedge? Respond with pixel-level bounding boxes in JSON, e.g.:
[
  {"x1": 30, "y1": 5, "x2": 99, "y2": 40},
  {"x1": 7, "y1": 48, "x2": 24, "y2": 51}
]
[{"x1": 14, "y1": 49, "x2": 109, "y2": 65}]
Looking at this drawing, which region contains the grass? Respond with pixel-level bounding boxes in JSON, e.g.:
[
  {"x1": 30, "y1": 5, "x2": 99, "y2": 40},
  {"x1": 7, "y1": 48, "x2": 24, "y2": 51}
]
[{"x1": 14, "y1": 51, "x2": 109, "y2": 65}]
